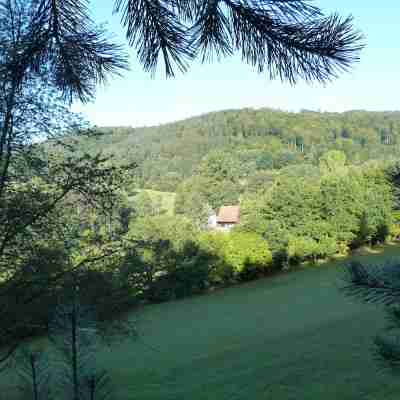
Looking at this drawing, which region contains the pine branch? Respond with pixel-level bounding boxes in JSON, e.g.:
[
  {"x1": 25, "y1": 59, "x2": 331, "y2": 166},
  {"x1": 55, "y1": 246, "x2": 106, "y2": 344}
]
[
  {"x1": 169, "y1": 0, "x2": 201, "y2": 21},
  {"x1": 343, "y1": 261, "x2": 400, "y2": 370},
  {"x1": 0, "y1": 0, "x2": 129, "y2": 102},
  {"x1": 257, "y1": 0, "x2": 321, "y2": 22},
  {"x1": 114, "y1": 0, "x2": 364, "y2": 81},
  {"x1": 224, "y1": 2, "x2": 363, "y2": 83},
  {"x1": 114, "y1": 0, "x2": 194, "y2": 76},
  {"x1": 374, "y1": 333, "x2": 400, "y2": 369},
  {"x1": 191, "y1": 0, "x2": 232, "y2": 62},
  {"x1": 343, "y1": 261, "x2": 400, "y2": 306}
]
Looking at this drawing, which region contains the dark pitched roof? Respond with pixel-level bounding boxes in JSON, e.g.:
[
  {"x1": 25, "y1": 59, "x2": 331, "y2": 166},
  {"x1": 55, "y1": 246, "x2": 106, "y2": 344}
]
[{"x1": 217, "y1": 206, "x2": 240, "y2": 223}]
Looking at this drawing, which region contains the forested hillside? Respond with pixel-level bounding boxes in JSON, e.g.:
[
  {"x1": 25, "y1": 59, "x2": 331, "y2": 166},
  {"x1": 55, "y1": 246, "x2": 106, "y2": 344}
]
[
  {"x1": 60, "y1": 107, "x2": 400, "y2": 288},
  {"x1": 78, "y1": 108, "x2": 400, "y2": 191}
]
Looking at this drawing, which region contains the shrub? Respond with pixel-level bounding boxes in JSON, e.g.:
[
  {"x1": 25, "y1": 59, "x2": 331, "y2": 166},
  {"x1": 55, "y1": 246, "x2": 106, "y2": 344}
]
[
  {"x1": 224, "y1": 232, "x2": 273, "y2": 279},
  {"x1": 197, "y1": 232, "x2": 272, "y2": 282},
  {"x1": 167, "y1": 241, "x2": 214, "y2": 298},
  {"x1": 272, "y1": 249, "x2": 289, "y2": 270},
  {"x1": 287, "y1": 235, "x2": 337, "y2": 264},
  {"x1": 315, "y1": 236, "x2": 338, "y2": 259},
  {"x1": 389, "y1": 222, "x2": 400, "y2": 241},
  {"x1": 287, "y1": 236, "x2": 318, "y2": 264},
  {"x1": 373, "y1": 223, "x2": 391, "y2": 244},
  {"x1": 123, "y1": 240, "x2": 214, "y2": 302},
  {"x1": 197, "y1": 232, "x2": 234, "y2": 283}
]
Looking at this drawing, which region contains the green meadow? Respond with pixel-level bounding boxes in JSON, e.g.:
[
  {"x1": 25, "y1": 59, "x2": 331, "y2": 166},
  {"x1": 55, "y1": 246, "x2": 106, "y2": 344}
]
[
  {"x1": 128, "y1": 189, "x2": 176, "y2": 216},
  {"x1": 4, "y1": 245, "x2": 400, "y2": 399},
  {"x1": 105, "y1": 245, "x2": 400, "y2": 399}
]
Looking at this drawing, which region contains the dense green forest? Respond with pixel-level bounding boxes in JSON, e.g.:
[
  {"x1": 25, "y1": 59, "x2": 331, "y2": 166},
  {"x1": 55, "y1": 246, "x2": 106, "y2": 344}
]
[
  {"x1": 65, "y1": 108, "x2": 400, "y2": 280},
  {"x1": 78, "y1": 108, "x2": 400, "y2": 191}
]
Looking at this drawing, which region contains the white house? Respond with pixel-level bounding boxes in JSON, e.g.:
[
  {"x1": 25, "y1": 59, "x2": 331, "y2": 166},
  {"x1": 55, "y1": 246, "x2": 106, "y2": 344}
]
[{"x1": 207, "y1": 213, "x2": 218, "y2": 229}]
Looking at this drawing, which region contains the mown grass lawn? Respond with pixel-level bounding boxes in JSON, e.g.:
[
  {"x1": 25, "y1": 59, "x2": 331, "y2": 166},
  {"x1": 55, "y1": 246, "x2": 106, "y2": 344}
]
[{"x1": 4, "y1": 245, "x2": 400, "y2": 399}]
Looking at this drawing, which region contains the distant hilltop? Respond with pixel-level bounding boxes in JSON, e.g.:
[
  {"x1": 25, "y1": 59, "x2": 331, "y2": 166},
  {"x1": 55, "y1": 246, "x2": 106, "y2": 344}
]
[{"x1": 73, "y1": 108, "x2": 400, "y2": 193}]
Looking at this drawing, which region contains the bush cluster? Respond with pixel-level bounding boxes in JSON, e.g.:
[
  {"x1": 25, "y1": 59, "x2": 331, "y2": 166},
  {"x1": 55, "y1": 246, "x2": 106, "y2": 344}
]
[
  {"x1": 239, "y1": 155, "x2": 394, "y2": 264},
  {"x1": 122, "y1": 217, "x2": 273, "y2": 303}
]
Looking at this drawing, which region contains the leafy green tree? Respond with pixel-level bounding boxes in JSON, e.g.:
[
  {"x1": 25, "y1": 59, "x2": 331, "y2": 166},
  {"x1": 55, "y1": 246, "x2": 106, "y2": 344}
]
[
  {"x1": 131, "y1": 191, "x2": 155, "y2": 217},
  {"x1": 122, "y1": 240, "x2": 173, "y2": 302},
  {"x1": 238, "y1": 163, "x2": 394, "y2": 264},
  {"x1": 244, "y1": 170, "x2": 277, "y2": 195},
  {"x1": 175, "y1": 177, "x2": 211, "y2": 227},
  {"x1": 387, "y1": 161, "x2": 400, "y2": 210},
  {"x1": 274, "y1": 150, "x2": 302, "y2": 169},
  {"x1": 130, "y1": 190, "x2": 167, "y2": 218},
  {"x1": 320, "y1": 174, "x2": 363, "y2": 246},
  {"x1": 210, "y1": 180, "x2": 241, "y2": 208},
  {"x1": 279, "y1": 163, "x2": 320, "y2": 179},
  {"x1": 224, "y1": 232, "x2": 273, "y2": 279},
  {"x1": 360, "y1": 170, "x2": 393, "y2": 244},
  {"x1": 125, "y1": 214, "x2": 201, "y2": 300},
  {"x1": 164, "y1": 241, "x2": 215, "y2": 299},
  {"x1": 263, "y1": 176, "x2": 324, "y2": 249},
  {"x1": 128, "y1": 215, "x2": 198, "y2": 252},
  {"x1": 197, "y1": 231, "x2": 272, "y2": 281},
  {"x1": 123, "y1": 233, "x2": 214, "y2": 302},
  {"x1": 319, "y1": 150, "x2": 348, "y2": 176},
  {"x1": 287, "y1": 235, "x2": 337, "y2": 264},
  {"x1": 255, "y1": 152, "x2": 274, "y2": 170},
  {"x1": 175, "y1": 174, "x2": 240, "y2": 219},
  {"x1": 237, "y1": 193, "x2": 270, "y2": 235},
  {"x1": 197, "y1": 232, "x2": 234, "y2": 283},
  {"x1": 198, "y1": 150, "x2": 240, "y2": 182}
]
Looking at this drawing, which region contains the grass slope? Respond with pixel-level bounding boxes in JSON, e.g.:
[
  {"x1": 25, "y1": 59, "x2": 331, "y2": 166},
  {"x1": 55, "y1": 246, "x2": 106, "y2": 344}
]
[
  {"x1": 100, "y1": 245, "x2": 400, "y2": 399},
  {"x1": 144, "y1": 189, "x2": 176, "y2": 216},
  {"x1": 129, "y1": 189, "x2": 176, "y2": 216},
  {"x1": 4, "y1": 246, "x2": 400, "y2": 398}
]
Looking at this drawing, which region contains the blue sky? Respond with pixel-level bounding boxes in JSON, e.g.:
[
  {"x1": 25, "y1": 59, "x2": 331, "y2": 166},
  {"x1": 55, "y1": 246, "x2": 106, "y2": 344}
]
[{"x1": 73, "y1": 1, "x2": 400, "y2": 127}]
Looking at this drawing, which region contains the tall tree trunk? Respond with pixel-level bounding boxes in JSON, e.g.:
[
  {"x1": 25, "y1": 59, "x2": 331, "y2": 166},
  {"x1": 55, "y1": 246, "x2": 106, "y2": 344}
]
[
  {"x1": 71, "y1": 302, "x2": 79, "y2": 400},
  {"x1": 30, "y1": 354, "x2": 39, "y2": 400}
]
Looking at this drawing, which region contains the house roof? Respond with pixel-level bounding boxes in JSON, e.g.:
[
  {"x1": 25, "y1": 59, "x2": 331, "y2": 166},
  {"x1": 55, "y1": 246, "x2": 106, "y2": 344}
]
[{"x1": 217, "y1": 206, "x2": 240, "y2": 223}]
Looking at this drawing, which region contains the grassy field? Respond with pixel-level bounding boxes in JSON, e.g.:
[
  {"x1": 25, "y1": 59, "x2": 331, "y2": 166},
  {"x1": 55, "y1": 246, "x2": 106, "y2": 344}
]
[
  {"x1": 129, "y1": 189, "x2": 176, "y2": 216},
  {"x1": 4, "y1": 245, "x2": 400, "y2": 399}
]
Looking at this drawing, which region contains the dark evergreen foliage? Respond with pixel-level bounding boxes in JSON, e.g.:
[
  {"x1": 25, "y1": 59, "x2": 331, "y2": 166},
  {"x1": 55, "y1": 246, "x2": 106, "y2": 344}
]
[
  {"x1": 0, "y1": 0, "x2": 133, "y2": 365},
  {"x1": 114, "y1": 0, "x2": 363, "y2": 81},
  {"x1": 0, "y1": 0, "x2": 128, "y2": 102},
  {"x1": 344, "y1": 261, "x2": 400, "y2": 369}
]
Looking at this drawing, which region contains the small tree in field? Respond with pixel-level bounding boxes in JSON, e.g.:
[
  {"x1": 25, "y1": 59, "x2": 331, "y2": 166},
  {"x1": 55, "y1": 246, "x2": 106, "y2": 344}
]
[
  {"x1": 49, "y1": 295, "x2": 114, "y2": 400},
  {"x1": 14, "y1": 290, "x2": 115, "y2": 400},
  {"x1": 15, "y1": 348, "x2": 51, "y2": 400}
]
